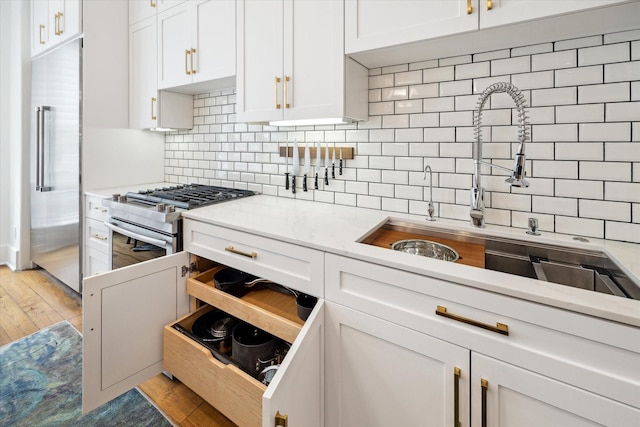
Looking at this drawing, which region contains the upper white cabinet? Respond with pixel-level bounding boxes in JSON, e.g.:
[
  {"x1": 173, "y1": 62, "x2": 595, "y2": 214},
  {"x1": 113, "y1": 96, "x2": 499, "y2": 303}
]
[
  {"x1": 236, "y1": 0, "x2": 368, "y2": 125},
  {"x1": 157, "y1": 0, "x2": 235, "y2": 91},
  {"x1": 345, "y1": 0, "x2": 632, "y2": 55},
  {"x1": 345, "y1": 0, "x2": 476, "y2": 54},
  {"x1": 129, "y1": 0, "x2": 157, "y2": 25},
  {"x1": 31, "y1": 0, "x2": 81, "y2": 57},
  {"x1": 129, "y1": 15, "x2": 193, "y2": 129}
]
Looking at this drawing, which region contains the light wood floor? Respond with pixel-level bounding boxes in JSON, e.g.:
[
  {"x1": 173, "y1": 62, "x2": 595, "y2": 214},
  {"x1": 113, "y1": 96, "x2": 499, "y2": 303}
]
[{"x1": 0, "y1": 265, "x2": 236, "y2": 427}]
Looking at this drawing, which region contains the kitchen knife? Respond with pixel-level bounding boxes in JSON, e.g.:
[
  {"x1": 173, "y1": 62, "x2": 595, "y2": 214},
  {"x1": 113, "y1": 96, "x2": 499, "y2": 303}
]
[
  {"x1": 315, "y1": 141, "x2": 321, "y2": 189},
  {"x1": 284, "y1": 141, "x2": 289, "y2": 190},
  {"x1": 324, "y1": 142, "x2": 329, "y2": 185},
  {"x1": 292, "y1": 139, "x2": 299, "y2": 194},
  {"x1": 332, "y1": 143, "x2": 336, "y2": 179},
  {"x1": 339, "y1": 147, "x2": 343, "y2": 175},
  {"x1": 303, "y1": 143, "x2": 310, "y2": 192}
]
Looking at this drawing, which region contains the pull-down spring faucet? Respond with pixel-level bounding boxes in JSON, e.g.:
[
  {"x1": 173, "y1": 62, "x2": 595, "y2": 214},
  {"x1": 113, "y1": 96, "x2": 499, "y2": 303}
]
[{"x1": 471, "y1": 82, "x2": 530, "y2": 227}]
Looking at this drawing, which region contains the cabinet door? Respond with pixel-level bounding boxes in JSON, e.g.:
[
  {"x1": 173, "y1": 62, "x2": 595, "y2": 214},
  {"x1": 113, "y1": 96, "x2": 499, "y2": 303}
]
[
  {"x1": 325, "y1": 302, "x2": 470, "y2": 427},
  {"x1": 262, "y1": 300, "x2": 325, "y2": 427},
  {"x1": 479, "y1": 0, "x2": 630, "y2": 29},
  {"x1": 129, "y1": 16, "x2": 158, "y2": 129},
  {"x1": 471, "y1": 353, "x2": 640, "y2": 427},
  {"x1": 282, "y1": 0, "x2": 345, "y2": 122},
  {"x1": 344, "y1": 0, "x2": 477, "y2": 54},
  {"x1": 192, "y1": 0, "x2": 235, "y2": 84},
  {"x1": 130, "y1": 0, "x2": 157, "y2": 25},
  {"x1": 236, "y1": 0, "x2": 284, "y2": 123},
  {"x1": 48, "y1": 0, "x2": 81, "y2": 46},
  {"x1": 82, "y1": 252, "x2": 190, "y2": 413},
  {"x1": 157, "y1": 2, "x2": 192, "y2": 89},
  {"x1": 32, "y1": 0, "x2": 49, "y2": 56}
]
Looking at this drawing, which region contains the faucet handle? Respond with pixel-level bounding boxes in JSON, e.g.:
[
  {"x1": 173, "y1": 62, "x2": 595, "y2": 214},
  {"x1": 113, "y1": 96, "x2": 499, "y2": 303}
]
[{"x1": 526, "y1": 217, "x2": 540, "y2": 236}]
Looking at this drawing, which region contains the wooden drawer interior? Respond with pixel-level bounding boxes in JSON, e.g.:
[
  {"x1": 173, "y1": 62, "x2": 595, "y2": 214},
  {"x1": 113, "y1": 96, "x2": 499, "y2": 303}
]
[
  {"x1": 164, "y1": 306, "x2": 265, "y2": 427},
  {"x1": 188, "y1": 266, "x2": 304, "y2": 344}
]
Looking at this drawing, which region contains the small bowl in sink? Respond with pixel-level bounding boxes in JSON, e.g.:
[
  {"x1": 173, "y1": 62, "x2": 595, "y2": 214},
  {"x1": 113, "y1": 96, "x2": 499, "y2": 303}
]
[{"x1": 391, "y1": 239, "x2": 459, "y2": 262}]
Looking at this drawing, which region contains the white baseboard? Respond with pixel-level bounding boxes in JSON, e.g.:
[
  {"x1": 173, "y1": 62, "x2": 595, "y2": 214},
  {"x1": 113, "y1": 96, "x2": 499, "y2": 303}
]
[{"x1": 0, "y1": 244, "x2": 18, "y2": 271}]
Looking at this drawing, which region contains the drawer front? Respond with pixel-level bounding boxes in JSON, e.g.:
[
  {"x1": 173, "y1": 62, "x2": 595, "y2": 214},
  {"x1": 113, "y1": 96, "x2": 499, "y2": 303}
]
[
  {"x1": 85, "y1": 218, "x2": 109, "y2": 252},
  {"x1": 184, "y1": 220, "x2": 324, "y2": 297},
  {"x1": 325, "y1": 253, "x2": 640, "y2": 408},
  {"x1": 85, "y1": 195, "x2": 109, "y2": 221},
  {"x1": 85, "y1": 245, "x2": 109, "y2": 277}
]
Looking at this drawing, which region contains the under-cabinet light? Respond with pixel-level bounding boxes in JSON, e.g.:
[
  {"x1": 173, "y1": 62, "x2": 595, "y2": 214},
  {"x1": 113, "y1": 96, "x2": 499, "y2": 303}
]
[{"x1": 269, "y1": 117, "x2": 353, "y2": 127}]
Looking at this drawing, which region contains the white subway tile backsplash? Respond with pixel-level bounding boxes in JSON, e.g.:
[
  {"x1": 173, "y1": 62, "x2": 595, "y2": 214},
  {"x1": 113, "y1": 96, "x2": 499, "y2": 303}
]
[
  {"x1": 606, "y1": 102, "x2": 640, "y2": 122},
  {"x1": 555, "y1": 104, "x2": 604, "y2": 123},
  {"x1": 165, "y1": 31, "x2": 639, "y2": 243},
  {"x1": 606, "y1": 222, "x2": 640, "y2": 244},
  {"x1": 578, "y1": 82, "x2": 630, "y2": 103},
  {"x1": 604, "y1": 61, "x2": 640, "y2": 83},
  {"x1": 492, "y1": 56, "x2": 530, "y2": 76},
  {"x1": 579, "y1": 123, "x2": 630, "y2": 142},
  {"x1": 579, "y1": 43, "x2": 630, "y2": 66}
]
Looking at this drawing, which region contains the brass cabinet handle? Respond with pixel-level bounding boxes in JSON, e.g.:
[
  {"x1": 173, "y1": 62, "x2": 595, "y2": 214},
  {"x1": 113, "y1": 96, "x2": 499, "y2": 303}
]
[
  {"x1": 150, "y1": 0, "x2": 156, "y2": 7},
  {"x1": 467, "y1": 0, "x2": 473, "y2": 14},
  {"x1": 487, "y1": 0, "x2": 493, "y2": 10},
  {"x1": 190, "y1": 48, "x2": 196, "y2": 74},
  {"x1": 274, "y1": 76, "x2": 282, "y2": 109},
  {"x1": 284, "y1": 75, "x2": 290, "y2": 109},
  {"x1": 225, "y1": 245, "x2": 257, "y2": 259},
  {"x1": 55, "y1": 12, "x2": 64, "y2": 35},
  {"x1": 151, "y1": 97, "x2": 157, "y2": 120},
  {"x1": 454, "y1": 367, "x2": 461, "y2": 427},
  {"x1": 436, "y1": 306, "x2": 509, "y2": 336},
  {"x1": 275, "y1": 411, "x2": 288, "y2": 427},
  {"x1": 39, "y1": 24, "x2": 45, "y2": 44},
  {"x1": 481, "y1": 378, "x2": 489, "y2": 427},
  {"x1": 54, "y1": 13, "x2": 59, "y2": 35},
  {"x1": 91, "y1": 233, "x2": 107, "y2": 241},
  {"x1": 185, "y1": 49, "x2": 191, "y2": 75}
]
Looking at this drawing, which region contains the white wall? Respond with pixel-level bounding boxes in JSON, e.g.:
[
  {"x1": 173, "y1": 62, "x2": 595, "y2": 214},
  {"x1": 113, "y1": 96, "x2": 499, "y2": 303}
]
[
  {"x1": 164, "y1": 29, "x2": 640, "y2": 244},
  {"x1": 0, "y1": 0, "x2": 30, "y2": 270}
]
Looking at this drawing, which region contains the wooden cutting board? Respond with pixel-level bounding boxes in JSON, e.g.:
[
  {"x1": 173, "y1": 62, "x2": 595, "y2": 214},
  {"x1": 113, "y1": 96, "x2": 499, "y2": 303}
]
[{"x1": 365, "y1": 229, "x2": 485, "y2": 268}]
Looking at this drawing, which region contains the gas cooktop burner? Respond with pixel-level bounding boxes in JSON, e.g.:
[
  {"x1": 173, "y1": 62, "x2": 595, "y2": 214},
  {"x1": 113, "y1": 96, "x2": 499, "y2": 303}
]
[{"x1": 125, "y1": 184, "x2": 256, "y2": 210}]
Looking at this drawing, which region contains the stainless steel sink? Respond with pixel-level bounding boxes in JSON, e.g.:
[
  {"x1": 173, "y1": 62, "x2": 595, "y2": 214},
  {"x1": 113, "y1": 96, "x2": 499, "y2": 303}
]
[
  {"x1": 391, "y1": 239, "x2": 459, "y2": 262},
  {"x1": 361, "y1": 219, "x2": 639, "y2": 300}
]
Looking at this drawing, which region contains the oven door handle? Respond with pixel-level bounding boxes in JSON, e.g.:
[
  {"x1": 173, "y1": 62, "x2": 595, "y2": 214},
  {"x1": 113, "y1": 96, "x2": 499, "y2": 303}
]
[{"x1": 104, "y1": 221, "x2": 169, "y2": 249}]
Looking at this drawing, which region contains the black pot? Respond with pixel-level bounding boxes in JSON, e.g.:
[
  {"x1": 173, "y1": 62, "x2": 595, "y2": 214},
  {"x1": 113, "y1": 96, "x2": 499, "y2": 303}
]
[
  {"x1": 232, "y1": 322, "x2": 277, "y2": 377},
  {"x1": 191, "y1": 310, "x2": 237, "y2": 355},
  {"x1": 296, "y1": 293, "x2": 318, "y2": 321},
  {"x1": 213, "y1": 268, "x2": 256, "y2": 297}
]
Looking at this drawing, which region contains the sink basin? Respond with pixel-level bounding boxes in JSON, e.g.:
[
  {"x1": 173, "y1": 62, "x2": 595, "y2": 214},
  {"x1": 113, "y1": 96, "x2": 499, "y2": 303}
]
[
  {"x1": 391, "y1": 239, "x2": 459, "y2": 262},
  {"x1": 360, "y1": 219, "x2": 639, "y2": 300}
]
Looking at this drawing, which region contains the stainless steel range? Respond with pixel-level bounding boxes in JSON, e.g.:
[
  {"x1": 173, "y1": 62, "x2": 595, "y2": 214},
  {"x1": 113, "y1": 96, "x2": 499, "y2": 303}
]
[{"x1": 102, "y1": 184, "x2": 256, "y2": 270}]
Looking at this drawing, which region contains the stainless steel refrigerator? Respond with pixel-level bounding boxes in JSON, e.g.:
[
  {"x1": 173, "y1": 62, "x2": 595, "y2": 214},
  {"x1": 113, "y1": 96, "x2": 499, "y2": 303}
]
[{"x1": 30, "y1": 39, "x2": 81, "y2": 292}]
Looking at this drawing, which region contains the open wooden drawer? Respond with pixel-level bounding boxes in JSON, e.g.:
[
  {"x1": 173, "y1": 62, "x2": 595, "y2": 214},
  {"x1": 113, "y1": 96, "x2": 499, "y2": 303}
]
[{"x1": 164, "y1": 266, "x2": 325, "y2": 427}]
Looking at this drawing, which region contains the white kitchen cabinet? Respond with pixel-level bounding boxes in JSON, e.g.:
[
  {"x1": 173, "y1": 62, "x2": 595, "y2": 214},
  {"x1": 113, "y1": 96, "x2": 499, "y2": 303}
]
[
  {"x1": 324, "y1": 253, "x2": 640, "y2": 424},
  {"x1": 129, "y1": 15, "x2": 193, "y2": 129},
  {"x1": 325, "y1": 302, "x2": 470, "y2": 427},
  {"x1": 83, "y1": 195, "x2": 109, "y2": 277},
  {"x1": 345, "y1": 0, "x2": 632, "y2": 55},
  {"x1": 129, "y1": 0, "x2": 157, "y2": 25},
  {"x1": 236, "y1": 0, "x2": 368, "y2": 125},
  {"x1": 83, "y1": 218, "x2": 325, "y2": 427},
  {"x1": 157, "y1": 0, "x2": 235, "y2": 91},
  {"x1": 471, "y1": 353, "x2": 640, "y2": 426},
  {"x1": 31, "y1": 0, "x2": 81, "y2": 57}
]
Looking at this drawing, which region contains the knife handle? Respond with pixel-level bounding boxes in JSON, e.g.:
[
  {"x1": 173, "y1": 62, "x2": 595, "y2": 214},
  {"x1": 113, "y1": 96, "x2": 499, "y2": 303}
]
[
  {"x1": 292, "y1": 175, "x2": 296, "y2": 194},
  {"x1": 339, "y1": 159, "x2": 343, "y2": 175},
  {"x1": 324, "y1": 168, "x2": 329, "y2": 185},
  {"x1": 285, "y1": 172, "x2": 290, "y2": 190},
  {"x1": 303, "y1": 174, "x2": 308, "y2": 192},
  {"x1": 332, "y1": 163, "x2": 336, "y2": 179},
  {"x1": 314, "y1": 173, "x2": 319, "y2": 189}
]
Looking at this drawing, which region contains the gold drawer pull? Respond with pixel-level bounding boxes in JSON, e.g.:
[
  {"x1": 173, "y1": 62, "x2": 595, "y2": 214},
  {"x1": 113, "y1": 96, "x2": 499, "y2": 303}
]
[
  {"x1": 487, "y1": 0, "x2": 493, "y2": 10},
  {"x1": 436, "y1": 306, "x2": 509, "y2": 336},
  {"x1": 454, "y1": 367, "x2": 461, "y2": 427},
  {"x1": 274, "y1": 76, "x2": 281, "y2": 109},
  {"x1": 275, "y1": 411, "x2": 288, "y2": 427},
  {"x1": 481, "y1": 378, "x2": 489, "y2": 427},
  {"x1": 91, "y1": 233, "x2": 107, "y2": 241},
  {"x1": 467, "y1": 0, "x2": 472, "y2": 14},
  {"x1": 225, "y1": 245, "x2": 257, "y2": 259}
]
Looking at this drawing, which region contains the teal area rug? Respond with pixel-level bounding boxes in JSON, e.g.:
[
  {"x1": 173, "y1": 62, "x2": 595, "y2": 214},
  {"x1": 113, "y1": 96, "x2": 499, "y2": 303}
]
[{"x1": 0, "y1": 321, "x2": 173, "y2": 427}]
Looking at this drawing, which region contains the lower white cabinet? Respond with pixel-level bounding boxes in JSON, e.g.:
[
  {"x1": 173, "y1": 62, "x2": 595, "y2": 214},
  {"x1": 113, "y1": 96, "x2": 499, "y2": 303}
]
[
  {"x1": 83, "y1": 195, "x2": 109, "y2": 278},
  {"x1": 82, "y1": 219, "x2": 325, "y2": 427}
]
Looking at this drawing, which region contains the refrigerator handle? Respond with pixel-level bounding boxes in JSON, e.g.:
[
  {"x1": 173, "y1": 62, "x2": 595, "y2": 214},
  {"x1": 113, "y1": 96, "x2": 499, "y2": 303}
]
[{"x1": 36, "y1": 106, "x2": 52, "y2": 192}]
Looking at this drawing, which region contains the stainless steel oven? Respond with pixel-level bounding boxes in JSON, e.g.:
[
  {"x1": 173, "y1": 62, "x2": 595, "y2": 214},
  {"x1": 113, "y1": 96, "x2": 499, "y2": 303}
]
[{"x1": 102, "y1": 184, "x2": 256, "y2": 271}]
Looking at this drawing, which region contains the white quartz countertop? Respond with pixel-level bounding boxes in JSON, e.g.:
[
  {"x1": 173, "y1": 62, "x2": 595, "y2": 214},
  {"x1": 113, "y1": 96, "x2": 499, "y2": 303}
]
[{"x1": 183, "y1": 194, "x2": 640, "y2": 327}]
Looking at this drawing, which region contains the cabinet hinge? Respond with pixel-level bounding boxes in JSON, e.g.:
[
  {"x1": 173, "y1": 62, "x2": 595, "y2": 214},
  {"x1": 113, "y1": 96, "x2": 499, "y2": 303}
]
[{"x1": 181, "y1": 262, "x2": 196, "y2": 277}]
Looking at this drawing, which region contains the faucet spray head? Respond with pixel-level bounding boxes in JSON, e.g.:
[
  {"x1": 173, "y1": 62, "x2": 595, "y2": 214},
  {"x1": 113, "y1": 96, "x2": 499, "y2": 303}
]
[{"x1": 506, "y1": 153, "x2": 529, "y2": 188}]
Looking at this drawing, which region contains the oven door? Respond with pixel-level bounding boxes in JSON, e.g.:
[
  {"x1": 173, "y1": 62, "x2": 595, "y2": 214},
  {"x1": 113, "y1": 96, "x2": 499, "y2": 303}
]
[{"x1": 104, "y1": 218, "x2": 179, "y2": 270}]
